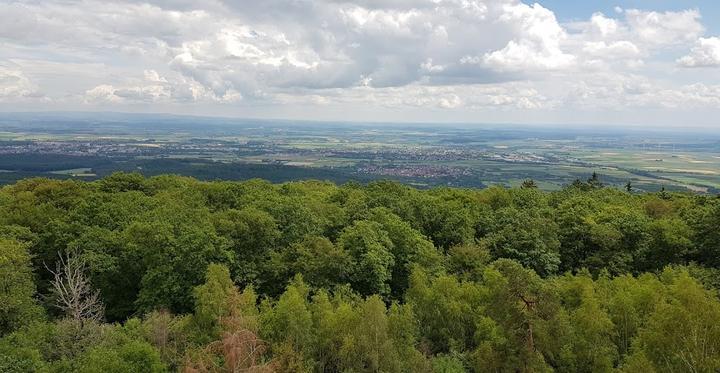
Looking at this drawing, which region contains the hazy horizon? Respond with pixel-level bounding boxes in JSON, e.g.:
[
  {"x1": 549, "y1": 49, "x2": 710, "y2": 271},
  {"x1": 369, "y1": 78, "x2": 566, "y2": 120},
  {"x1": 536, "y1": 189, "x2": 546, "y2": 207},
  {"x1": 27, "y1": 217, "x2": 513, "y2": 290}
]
[{"x1": 2, "y1": 110, "x2": 720, "y2": 133}]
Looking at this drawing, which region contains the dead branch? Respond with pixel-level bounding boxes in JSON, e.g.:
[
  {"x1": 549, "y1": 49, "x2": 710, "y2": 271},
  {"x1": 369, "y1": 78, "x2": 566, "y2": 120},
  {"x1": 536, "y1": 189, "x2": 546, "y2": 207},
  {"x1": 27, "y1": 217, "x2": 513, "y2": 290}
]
[{"x1": 47, "y1": 251, "x2": 104, "y2": 322}]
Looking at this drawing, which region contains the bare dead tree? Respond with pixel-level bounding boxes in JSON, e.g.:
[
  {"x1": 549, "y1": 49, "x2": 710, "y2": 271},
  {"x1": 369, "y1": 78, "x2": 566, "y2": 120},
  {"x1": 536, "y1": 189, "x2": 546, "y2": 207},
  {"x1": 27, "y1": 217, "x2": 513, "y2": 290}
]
[
  {"x1": 47, "y1": 251, "x2": 104, "y2": 322},
  {"x1": 183, "y1": 317, "x2": 275, "y2": 373}
]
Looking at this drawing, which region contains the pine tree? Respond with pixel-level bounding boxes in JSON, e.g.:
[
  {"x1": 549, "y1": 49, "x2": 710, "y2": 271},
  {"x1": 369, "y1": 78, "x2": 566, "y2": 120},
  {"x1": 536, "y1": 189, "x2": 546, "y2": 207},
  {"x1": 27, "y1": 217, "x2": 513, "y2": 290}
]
[{"x1": 521, "y1": 179, "x2": 538, "y2": 189}]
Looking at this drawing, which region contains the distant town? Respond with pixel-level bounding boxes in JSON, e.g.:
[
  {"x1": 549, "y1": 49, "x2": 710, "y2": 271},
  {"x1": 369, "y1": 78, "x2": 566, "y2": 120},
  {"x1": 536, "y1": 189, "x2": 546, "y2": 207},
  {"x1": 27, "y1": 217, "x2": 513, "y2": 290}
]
[{"x1": 0, "y1": 113, "x2": 718, "y2": 193}]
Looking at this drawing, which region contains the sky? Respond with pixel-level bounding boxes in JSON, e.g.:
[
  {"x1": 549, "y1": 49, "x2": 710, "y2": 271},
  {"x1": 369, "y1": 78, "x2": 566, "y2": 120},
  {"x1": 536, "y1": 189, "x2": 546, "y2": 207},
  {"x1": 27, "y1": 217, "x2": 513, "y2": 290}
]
[{"x1": 1, "y1": 0, "x2": 720, "y2": 127}]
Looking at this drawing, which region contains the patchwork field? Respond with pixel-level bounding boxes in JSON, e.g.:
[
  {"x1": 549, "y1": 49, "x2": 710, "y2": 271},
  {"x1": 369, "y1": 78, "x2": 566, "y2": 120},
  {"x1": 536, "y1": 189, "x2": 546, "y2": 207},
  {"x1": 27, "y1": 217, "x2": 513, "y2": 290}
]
[{"x1": 0, "y1": 113, "x2": 717, "y2": 192}]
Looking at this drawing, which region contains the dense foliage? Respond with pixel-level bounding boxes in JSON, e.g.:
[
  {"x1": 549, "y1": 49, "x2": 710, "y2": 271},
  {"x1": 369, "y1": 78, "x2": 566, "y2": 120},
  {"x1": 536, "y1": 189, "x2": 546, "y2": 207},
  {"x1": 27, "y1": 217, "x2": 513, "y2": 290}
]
[{"x1": 1, "y1": 173, "x2": 720, "y2": 372}]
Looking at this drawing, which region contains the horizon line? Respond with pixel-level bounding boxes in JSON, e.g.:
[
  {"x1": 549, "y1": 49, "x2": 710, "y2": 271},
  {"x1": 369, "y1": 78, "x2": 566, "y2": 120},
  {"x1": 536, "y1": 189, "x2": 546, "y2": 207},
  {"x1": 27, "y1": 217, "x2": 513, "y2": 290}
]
[{"x1": 0, "y1": 109, "x2": 715, "y2": 132}]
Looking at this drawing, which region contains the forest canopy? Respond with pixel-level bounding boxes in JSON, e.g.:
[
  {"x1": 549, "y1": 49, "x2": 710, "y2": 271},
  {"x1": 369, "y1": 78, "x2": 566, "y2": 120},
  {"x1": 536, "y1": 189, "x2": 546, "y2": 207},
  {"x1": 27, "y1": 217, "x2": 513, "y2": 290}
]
[{"x1": 1, "y1": 173, "x2": 720, "y2": 372}]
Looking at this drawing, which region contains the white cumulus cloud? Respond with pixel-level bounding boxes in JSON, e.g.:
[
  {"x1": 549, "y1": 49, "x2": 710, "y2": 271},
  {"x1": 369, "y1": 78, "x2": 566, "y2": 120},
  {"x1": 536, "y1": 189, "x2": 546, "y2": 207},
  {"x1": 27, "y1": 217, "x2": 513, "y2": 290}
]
[
  {"x1": 623, "y1": 8, "x2": 703, "y2": 47},
  {"x1": 678, "y1": 37, "x2": 720, "y2": 68},
  {"x1": 0, "y1": 64, "x2": 44, "y2": 101},
  {"x1": 482, "y1": 2, "x2": 575, "y2": 71}
]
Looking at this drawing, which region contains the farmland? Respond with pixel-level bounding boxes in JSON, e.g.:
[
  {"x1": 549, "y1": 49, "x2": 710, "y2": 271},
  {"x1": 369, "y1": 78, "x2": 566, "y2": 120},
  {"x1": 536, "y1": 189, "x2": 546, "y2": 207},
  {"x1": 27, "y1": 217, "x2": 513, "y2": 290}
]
[{"x1": 0, "y1": 112, "x2": 718, "y2": 193}]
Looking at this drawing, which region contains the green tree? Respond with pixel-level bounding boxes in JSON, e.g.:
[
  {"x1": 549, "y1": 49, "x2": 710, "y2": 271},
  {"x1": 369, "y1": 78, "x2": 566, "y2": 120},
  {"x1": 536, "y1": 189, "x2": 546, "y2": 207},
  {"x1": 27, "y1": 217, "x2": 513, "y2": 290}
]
[
  {"x1": 416, "y1": 196, "x2": 475, "y2": 250},
  {"x1": 270, "y1": 236, "x2": 352, "y2": 292},
  {"x1": 447, "y1": 243, "x2": 492, "y2": 282},
  {"x1": 553, "y1": 274, "x2": 618, "y2": 372},
  {"x1": 406, "y1": 269, "x2": 485, "y2": 353},
  {"x1": 639, "y1": 218, "x2": 694, "y2": 270},
  {"x1": 337, "y1": 220, "x2": 396, "y2": 296},
  {"x1": 76, "y1": 340, "x2": 167, "y2": 373},
  {"x1": 690, "y1": 201, "x2": 720, "y2": 267},
  {"x1": 0, "y1": 239, "x2": 43, "y2": 335},
  {"x1": 98, "y1": 172, "x2": 146, "y2": 193},
  {"x1": 340, "y1": 296, "x2": 397, "y2": 371},
  {"x1": 624, "y1": 269, "x2": 720, "y2": 372},
  {"x1": 260, "y1": 276, "x2": 314, "y2": 369},
  {"x1": 522, "y1": 179, "x2": 538, "y2": 189},
  {"x1": 432, "y1": 355, "x2": 466, "y2": 373},
  {"x1": 68, "y1": 227, "x2": 135, "y2": 321},
  {"x1": 483, "y1": 208, "x2": 561, "y2": 276},
  {"x1": 214, "y1": 207, "x2": 280, "y2": 287},
  {"x1": 481, "y1": 259, "x2": 555, "y2": 372},
  {"x1": 602, "y1": 273, "x2": 665, "y2": 358},
  {"x1": 192, "y1": 264, "x2": 258, "y2": 342},
  {"x1": 587, "y1": 172, "x2": 603, "y2": 189},
  {"x1": 366, "y1": 207, "x2": 442, "y2": 297},
  {"x1": 127, "y1": 218, "x2": 232, "y2": 314}
]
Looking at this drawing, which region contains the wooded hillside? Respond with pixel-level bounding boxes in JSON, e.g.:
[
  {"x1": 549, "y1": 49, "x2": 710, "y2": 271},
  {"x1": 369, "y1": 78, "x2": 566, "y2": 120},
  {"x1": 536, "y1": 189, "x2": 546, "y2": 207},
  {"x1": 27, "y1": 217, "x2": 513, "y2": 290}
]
[{"x1": 1, "y1": 173, "x2": 719, "y2": 372}]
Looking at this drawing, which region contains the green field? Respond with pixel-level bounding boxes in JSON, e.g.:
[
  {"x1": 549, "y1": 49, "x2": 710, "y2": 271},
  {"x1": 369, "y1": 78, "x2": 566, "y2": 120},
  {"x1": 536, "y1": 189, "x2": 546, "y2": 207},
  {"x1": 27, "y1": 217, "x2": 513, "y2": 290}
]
[{"x1": 0, "y1": 115, "x2": 718, "y2": 192}]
